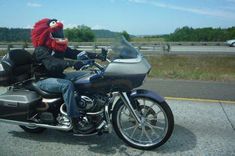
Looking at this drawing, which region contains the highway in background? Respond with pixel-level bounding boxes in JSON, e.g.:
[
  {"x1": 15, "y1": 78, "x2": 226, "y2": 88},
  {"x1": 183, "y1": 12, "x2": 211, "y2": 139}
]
[
  {"x1": 140, "y1": 45, "x2": 235, "y2": 55},
  {"x1": 1, "y1": 44, "x2": 235, "y2": 55}
]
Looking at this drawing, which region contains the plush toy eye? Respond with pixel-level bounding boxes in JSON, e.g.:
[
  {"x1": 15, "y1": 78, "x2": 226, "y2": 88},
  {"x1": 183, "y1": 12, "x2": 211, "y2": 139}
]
[{"x1": 49, "y1": 21, "x2": 57, "y2": 27}]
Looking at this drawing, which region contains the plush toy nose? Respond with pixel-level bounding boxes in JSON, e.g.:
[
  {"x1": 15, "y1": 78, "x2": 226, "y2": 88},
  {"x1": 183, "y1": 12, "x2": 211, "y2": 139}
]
[{"x1": 56, "y1": 22, "x2": 63, "y2": 29}]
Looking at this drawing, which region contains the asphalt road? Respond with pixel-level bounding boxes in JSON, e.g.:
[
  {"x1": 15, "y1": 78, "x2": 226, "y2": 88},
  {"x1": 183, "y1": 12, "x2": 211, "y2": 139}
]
[
  {"x1": 142, "y1": 79, "x2": 235, "y2": 101},
  {"x1": 170, "y1": 46, "x2": 235, "y2": 55},
  {"x1": 0, "y1": 99, "x2": 234, "y2": 156},
  {"x1": 140, "y1": 45, "x2": 235, "y2": 55},
  {"x1": 0, "y1": 79, "x2": 234, "y2": 156}
]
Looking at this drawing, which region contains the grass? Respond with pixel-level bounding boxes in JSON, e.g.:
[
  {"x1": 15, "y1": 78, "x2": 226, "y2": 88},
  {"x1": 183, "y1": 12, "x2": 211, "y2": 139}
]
[{"x1": 146, "y1": 55, "x2": 235, "y2": 82}]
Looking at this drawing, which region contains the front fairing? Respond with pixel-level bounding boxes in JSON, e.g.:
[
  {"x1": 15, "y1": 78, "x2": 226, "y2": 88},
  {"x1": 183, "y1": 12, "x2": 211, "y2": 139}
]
[
  {"x1": 74, "y1": 37, "x2": 152, "y2": 92},
  {"x1": 104, "y1": 37, "x2": 151, "y2": 76}
]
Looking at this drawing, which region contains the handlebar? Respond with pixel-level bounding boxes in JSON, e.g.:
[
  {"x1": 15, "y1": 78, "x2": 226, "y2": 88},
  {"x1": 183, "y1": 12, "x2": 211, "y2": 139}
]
[
  {"x1": 79, "y1": 59, "x2": 105, "y2": 72},
  {"x1": 78, "y1": 47, "x2": 109, "y2": 71}
]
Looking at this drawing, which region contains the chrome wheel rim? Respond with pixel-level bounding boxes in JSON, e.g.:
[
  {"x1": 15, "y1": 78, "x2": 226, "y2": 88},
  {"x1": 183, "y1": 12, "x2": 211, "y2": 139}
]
[{"x1": 117, "y1": 98, "x2": 169, "y2": 147}]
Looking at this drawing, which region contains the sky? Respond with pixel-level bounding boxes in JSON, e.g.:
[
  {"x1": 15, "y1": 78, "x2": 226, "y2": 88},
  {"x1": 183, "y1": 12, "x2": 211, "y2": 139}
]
[{"x1": 0, "y1": 0, "x2": 235, "y2": 35}]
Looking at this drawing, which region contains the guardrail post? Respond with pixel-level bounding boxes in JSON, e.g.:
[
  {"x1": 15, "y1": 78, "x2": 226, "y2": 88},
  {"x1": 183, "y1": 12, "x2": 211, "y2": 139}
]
[
  {"x1": 23, "y1": 42, "x2": 28, "y2": 50},
  {"x1": 74, "y1": 44, "x2": 78, "y2": 49},
  {"x1": 7, "y1": 44, "x2": 12, "y2": 52},
  {"x1": 163, "y1": 43, "x2": 171, "y2": 54},
  {"x1": 93, "y1": 42, "x2": 97, "y2": 52}
]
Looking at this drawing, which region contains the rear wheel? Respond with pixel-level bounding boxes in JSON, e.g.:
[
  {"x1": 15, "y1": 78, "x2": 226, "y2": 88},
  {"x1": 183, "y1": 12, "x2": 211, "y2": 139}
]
[
  {"x1": 232, "y1": 42, "x2": 235, "y2": 47},
  {"x1": 112, "y1": 96, "x2": 174, "y2": 150},
  {"x1": 19, "y1": 125, "x2": 46, "y2": 133}
]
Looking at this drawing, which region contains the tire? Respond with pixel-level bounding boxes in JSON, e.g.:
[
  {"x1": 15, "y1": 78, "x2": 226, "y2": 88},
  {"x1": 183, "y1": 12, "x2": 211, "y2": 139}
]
[
  {"x1": 112, "y1": 96, "x2": 174, "y2": 150},
  {"x1": 232, "y1": 42, "x2": 235, "y2": 47},
  {"x1": 19, "y1": 125, "x2": 46, "y2": 133}
]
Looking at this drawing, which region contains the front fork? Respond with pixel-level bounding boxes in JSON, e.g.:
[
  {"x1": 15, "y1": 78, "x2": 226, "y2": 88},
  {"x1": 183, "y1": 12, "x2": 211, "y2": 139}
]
[
  {"x1": 104, "y1": 92, "x2": 141, "y2": 133},
  {"x1": 119, "y1": 92, "x2": 141, "y2": 124}
]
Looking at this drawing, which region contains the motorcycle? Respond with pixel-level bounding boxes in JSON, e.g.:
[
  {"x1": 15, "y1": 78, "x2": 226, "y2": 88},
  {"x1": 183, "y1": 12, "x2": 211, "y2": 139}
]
[{"x1": 0, "y1": 37, "x2": 174, "y2": 150}]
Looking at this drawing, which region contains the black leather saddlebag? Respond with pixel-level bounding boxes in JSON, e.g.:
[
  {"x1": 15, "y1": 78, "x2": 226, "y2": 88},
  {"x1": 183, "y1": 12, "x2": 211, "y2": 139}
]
[
  {"x1": 0, "y1": 49, "x2": 33, "y2": 86},
  {"x1": 0, "y1": 90, "x2": 41, "y2": 121}
]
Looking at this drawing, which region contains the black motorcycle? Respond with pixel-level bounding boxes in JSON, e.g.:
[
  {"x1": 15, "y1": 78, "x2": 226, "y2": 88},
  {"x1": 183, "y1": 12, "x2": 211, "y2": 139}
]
[{"x1": 0, "y1": 37, "x2": 174, "y2": 150}]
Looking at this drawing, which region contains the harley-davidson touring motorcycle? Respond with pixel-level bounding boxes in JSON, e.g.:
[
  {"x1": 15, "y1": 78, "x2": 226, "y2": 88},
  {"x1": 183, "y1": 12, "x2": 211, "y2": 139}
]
[{"x1": 0, "y1": 37, "x2": 174, "y2": 150}]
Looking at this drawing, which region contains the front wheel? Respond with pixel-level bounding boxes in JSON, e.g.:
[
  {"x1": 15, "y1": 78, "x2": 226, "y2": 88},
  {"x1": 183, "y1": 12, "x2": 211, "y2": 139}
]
[{"x1": 112, "y1": 96, "x2": 174, "y2": 150}]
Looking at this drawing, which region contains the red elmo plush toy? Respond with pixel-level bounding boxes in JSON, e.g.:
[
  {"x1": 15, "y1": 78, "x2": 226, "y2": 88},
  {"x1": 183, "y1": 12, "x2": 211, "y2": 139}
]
[
  {"x1": 31, "y1": 18, "x2": 106, "y2": 78},
  {"x1": 31, "y1": 18, "x2": 68, "y2": 52}
]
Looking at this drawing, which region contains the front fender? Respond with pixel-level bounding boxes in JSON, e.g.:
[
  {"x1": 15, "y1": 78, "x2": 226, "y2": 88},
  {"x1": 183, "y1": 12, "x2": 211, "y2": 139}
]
[{"x1": 130, "y1": 89, "x2": 165, "y2": 103}]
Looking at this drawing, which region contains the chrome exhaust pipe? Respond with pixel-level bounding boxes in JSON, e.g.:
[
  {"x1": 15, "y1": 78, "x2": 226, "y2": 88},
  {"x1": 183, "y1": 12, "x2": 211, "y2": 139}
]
[{"x1": 0, "y1": 119, "x2": 72, "y2": 131}]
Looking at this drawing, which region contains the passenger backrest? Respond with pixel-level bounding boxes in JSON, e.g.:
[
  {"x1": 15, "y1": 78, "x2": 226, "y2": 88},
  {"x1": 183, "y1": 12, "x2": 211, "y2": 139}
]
[{"x1": 0, "y1": 49, "x2": 33, "y2": 86}]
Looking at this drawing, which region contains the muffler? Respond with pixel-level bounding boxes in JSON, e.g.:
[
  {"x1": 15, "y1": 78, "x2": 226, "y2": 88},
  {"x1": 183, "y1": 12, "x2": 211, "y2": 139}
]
[{"x1": 0, "y1": 118, "x2": 72, "y2": 131}]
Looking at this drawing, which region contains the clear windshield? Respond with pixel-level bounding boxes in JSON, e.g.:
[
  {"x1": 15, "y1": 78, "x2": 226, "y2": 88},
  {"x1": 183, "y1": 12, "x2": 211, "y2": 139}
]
[{"x1": 108, "y1": 36, "x2": 141, "y2": 61}]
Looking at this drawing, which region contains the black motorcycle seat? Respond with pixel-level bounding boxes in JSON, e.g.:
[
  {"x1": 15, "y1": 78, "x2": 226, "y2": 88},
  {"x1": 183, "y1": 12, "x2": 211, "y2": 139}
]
[{"x1": 30, "y1": 82, "x2": 61, "y2": 99}]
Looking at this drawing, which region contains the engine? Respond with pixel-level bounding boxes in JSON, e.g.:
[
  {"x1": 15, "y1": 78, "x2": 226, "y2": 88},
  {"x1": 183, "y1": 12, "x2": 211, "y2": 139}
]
[
  {"x1": 56, "y1": 94, "x2": 108, "y2": 134},
  {"x1": 77, "y1": 94, "x2": 108, "y2": 112}
]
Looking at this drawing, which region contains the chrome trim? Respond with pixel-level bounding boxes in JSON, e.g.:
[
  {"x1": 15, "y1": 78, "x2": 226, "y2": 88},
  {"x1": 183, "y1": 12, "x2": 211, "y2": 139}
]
[
  {"x1": 96, "y1": 120, "x2": 106, "y2": 130},
  {"x1": 60, "y1": 104, "x2": 67, "y2": 116},
  {"x1": 60, "y1": 103, "x2": 104, "y2": 116},
  {"x1": 105, "y1": 102, "x2": 112, "y2": 133},
  {"x1": 42, "y1": 98, "x2": 61, "y2": 103},
  {"x1": 0, "y1": 63, "x2": 4, "y2": 70},
  {"x1": 0, "y1": 118, "x2": 72, "y2": 131},
  {"x1": 113, "y1": 54, "x2": 142, "y2": 63},
  {"x1": 119, "y1": 92, "x2": 141, "y2": 124},
  {"x1": 73, "y1": 132, "x2": 98, "y2": 137},
  {"x1": 87, "y1": 110, "x2": 104, "y2": 115}
]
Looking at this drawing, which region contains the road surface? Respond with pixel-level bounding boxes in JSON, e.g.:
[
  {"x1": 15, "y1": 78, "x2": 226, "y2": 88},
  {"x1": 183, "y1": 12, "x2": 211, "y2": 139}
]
[
  {"x1": 0, "y1": 99, "x2": 234, "y2": 156},
  {"x1": 142, "y1": 79, "x2": 235, "y2": 101},
  {"x1": 0, "y1": 79, "x2": 235, "y2": 155}
]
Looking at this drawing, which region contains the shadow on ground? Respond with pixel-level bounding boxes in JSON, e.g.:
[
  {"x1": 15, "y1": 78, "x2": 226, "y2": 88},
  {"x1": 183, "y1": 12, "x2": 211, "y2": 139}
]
[{"x1": 9, "y1": 124, "x2": 196, "y2": 155}]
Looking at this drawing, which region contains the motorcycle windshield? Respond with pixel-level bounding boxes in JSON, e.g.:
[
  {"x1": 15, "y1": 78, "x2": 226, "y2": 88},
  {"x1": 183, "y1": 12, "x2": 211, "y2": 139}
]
[
  {"x1": 104, "y1": 36, "x2": 151, "y2": 77},
  {"x1": 109, "y1": 36, "x2": 141, "y2": 62}
]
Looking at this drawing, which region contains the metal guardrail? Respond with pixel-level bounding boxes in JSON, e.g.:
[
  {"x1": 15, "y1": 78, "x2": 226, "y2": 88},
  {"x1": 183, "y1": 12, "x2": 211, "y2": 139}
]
[
  {"x1": 0, "y1": 41, "x2": 226, "y2": 51},
  {"x1": 1, "y1": 42, "x2": 234, "y2": 56},
  {"x1": 0, "y1": 41, "x2": 226, "y2": 47}
]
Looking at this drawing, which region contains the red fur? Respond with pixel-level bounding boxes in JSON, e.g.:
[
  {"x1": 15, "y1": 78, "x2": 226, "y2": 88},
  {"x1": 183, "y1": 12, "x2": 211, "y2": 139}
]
[{"x1": 31, "y1": 18, "x2": 68, "y2": 52}]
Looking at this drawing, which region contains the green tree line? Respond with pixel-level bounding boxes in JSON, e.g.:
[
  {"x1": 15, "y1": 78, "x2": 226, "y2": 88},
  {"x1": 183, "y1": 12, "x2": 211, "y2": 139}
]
[
  {"x1": 166, "y1": 26, "x2": 235, "y2": 42},
  {"x1": 0, "y1": 27, "x2": 31, "y2": 42},
  {"x1": 0, "y1": 25, "x2": 96, "y2": 42},
  {"x1": 64, "y1": 25, "x2": 95, "y2": 42},
  {"x1": 1, "y1": 26, "x2": 235, "y2": 42}
]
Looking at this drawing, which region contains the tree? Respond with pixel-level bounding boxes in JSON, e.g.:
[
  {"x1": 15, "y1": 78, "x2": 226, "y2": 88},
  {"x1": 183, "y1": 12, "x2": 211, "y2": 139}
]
[
  {"x1": 64, "y1": 25, "x2": 95, "y2": 42},
  {"x1": 167, "y1": 26, "x2": 235, "y2": 42},
  {"x1": 121, "y1": 30, "x2": 131, "y2": 41}
]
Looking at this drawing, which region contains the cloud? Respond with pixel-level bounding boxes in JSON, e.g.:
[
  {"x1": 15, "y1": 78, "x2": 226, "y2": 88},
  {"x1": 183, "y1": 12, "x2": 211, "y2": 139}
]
[
  {"x1": 24, "y1": 25, "x2": 33, "y2": 29},
  {"x1": 27, "y1": 2, "x2": 42, "y2": 8},
  {"x1": 64, "y1": 23, "x2": 78, "y2": 28},
  {"x1": 127, "y1": 0, "x2": 235, "y2": 20},
  {"x1": 92, "y1": 25, "x2": 106, "y2": 30}
]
